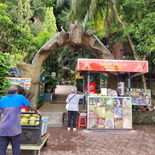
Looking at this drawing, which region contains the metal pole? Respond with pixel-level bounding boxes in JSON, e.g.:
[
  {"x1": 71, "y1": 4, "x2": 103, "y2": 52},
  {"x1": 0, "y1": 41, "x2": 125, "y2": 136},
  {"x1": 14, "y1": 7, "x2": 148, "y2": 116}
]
[
  {"x1": 85, "y1": 73, "x2": 90, "y2": 111},
  {"x1": 82, "y1": 76, "x2": 85, "y2": 109},
  {"x1": 128, "y1": 72, "x2": 131, "y2": 97},
  {"x1": 88, "y1": 74, "x2": 90, "y2": 96}
]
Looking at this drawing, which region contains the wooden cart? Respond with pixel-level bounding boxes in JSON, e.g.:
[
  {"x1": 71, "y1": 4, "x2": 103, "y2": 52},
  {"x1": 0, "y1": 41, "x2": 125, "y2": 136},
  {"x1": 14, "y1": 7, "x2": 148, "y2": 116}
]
[{"x1": 7, "y1": 133, "x2": 50, "y2": 155}]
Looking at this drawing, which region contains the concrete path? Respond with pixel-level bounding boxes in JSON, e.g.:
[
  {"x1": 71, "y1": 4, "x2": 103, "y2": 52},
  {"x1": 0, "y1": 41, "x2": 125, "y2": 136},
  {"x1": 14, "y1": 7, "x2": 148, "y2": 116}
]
[
  {"x1": 21, "y1": 85, "x2": 155, "y2": 154},
  {"x1": 39, "y1": 85, "x2": 74, "y2": 127},
  {"x1": 40, "y1": 85, "x2": 75, "y2": 112}
]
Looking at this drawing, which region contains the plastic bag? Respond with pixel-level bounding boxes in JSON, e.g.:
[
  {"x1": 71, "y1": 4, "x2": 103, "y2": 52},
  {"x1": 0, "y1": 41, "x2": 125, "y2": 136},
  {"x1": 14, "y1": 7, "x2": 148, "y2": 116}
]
[{"x1": 65, "y1": 103, "x2": 69, "y2": 110}]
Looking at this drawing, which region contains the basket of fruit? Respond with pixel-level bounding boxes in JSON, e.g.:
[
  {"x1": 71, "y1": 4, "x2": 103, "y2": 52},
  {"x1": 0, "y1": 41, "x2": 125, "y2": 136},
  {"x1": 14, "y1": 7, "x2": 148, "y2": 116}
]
[{"x1": 20, "y1": 112, "x2": 42, "y2": 144}]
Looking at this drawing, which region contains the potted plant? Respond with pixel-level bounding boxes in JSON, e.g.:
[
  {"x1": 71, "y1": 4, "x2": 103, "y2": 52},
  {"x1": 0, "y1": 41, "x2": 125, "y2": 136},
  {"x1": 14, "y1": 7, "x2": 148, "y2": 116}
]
[{"x1": 44, "y1": 74, "x2": 58, "y2": 93}]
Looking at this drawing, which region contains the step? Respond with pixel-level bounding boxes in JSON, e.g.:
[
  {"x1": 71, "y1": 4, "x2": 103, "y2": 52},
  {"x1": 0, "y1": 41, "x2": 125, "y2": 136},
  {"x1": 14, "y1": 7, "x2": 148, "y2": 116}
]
[{"x1": 41, "y1": 112, "x2": 63, "y2": 127}]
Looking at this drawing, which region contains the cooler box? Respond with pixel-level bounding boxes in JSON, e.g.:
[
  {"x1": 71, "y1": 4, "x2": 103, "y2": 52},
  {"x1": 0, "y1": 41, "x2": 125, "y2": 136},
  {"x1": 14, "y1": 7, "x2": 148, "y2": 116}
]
[{"x1": 41, "y1": 116, "x2": 49, "y2": 136}]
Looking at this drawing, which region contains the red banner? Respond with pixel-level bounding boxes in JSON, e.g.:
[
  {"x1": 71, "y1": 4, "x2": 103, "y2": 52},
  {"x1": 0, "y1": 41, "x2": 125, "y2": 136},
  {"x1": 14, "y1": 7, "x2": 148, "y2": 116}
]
[{"x1": 78, "y1": 59, "x2": 148, "y2": 73}]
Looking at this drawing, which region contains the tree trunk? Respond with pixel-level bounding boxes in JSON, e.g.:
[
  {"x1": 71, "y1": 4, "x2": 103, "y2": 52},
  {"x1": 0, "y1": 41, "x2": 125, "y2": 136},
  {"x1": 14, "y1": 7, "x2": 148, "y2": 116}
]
[
  {"x1": 17, "y1": 62, "x2": 42, "y2": 106},
  {"x1": 107, "y1": 73, "x2": 118, "y2": 90},
  {"x1": 109, "y1": 0, "x2": 139, "y2": 60},
  {"x1": 142, "y1": 74, "x2": 147, "y2": 89}
]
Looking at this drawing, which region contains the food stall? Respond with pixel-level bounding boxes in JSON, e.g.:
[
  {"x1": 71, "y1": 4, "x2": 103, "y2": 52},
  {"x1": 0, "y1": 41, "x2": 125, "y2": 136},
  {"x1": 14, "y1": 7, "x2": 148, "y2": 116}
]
[{"x1": 77, "y1": 58, "x2": 148, "y2": 130}]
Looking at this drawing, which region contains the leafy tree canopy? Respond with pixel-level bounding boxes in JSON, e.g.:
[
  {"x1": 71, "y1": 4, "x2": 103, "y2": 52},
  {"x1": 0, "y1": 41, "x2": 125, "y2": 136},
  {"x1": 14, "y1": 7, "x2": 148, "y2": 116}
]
[
  {"x1": 0, "y1": 53, "x2": 12, "y2": 97},
  {"x1": 65, "y1": 0, "x2": 155, "y2": 74},
  {"x1": 0, "y1": 4, "x2": 34, "y2": 55}
]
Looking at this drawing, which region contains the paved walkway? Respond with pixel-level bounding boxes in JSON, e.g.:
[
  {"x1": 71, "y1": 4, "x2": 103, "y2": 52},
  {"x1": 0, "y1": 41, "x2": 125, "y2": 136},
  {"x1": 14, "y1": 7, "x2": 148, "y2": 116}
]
[
  {"x1": 39, "y1": 85, "x2": 84, "y2": 112},
  {"x1": 41, "y1": 124, "x2": 155, "y2": 155},
  {"x1": 26, "y1": 86, "x2": 155, "y2": 154}
]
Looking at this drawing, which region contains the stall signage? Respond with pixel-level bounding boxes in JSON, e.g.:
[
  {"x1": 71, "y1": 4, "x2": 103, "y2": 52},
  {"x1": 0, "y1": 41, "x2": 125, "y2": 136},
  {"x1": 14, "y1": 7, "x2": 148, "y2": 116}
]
[
  {"x1": 78, "y1": 59, "x2": 148, "y2": 73},
  {"x1": 6, "y1": 77, "x2": 31, "y2": 90},
  {"x1": 126, "y1": 88, "x2": 151, "y2": 106},
  {"x1": 76, "y1": 72, "x2": 83, "y2": 79}
]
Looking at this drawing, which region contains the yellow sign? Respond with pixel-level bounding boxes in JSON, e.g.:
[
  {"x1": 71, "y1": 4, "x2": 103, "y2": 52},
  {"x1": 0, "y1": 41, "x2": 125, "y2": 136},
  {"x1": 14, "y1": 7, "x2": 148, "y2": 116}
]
[{"x1": 76, "y1": 72, "x2": 83, "y2": 79}]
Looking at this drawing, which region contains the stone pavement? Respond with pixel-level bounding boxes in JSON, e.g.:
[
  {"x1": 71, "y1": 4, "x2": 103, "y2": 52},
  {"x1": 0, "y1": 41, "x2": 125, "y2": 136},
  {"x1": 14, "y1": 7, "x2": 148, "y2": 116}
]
[
  {"x1": 40, "y1": 124, "x2": 155, "y2": 155},
  {"x1": 26, "y1": 85, "x2": 155, "y2": 154}
]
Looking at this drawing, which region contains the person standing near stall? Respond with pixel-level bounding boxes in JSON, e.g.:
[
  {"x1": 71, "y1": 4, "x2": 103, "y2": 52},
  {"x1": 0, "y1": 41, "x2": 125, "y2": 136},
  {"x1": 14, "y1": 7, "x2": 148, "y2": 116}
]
[
  {"x1": 66, "y1": 87, "x2": 87, "y2": 131},
  {"x1": 84, "y1": 77, "x2": 97, "y2": 94},
  {"x1": 0, "y1": 85, "x2": 40, "y2": 155}
]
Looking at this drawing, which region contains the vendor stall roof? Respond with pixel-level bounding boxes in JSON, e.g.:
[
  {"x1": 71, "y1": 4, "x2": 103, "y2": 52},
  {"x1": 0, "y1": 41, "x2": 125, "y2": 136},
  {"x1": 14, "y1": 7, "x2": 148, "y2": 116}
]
[{"x1": 77, "y1": 59, "x2": 148, "y2": 77}]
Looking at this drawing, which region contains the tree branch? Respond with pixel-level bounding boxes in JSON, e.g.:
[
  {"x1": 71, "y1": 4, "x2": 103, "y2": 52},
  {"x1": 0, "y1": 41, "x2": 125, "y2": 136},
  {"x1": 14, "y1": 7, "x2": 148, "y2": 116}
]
[{"x1": 109, "y1": 0, "x2": 139, "y2": 60}]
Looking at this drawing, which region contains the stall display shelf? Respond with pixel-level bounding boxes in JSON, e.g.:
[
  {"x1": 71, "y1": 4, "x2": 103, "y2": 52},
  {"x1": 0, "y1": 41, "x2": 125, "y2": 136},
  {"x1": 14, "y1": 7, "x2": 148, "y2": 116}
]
[
  {"x1": 88, "y1": 96, "x2": 132, "y2": 130},
  {"x1": 127, "y1": 88, "x2": 151, "y2": 106}
]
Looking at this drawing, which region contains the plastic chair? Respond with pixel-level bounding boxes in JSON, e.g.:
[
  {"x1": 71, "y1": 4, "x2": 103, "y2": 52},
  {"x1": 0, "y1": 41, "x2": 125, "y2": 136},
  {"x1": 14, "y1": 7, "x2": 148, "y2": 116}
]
[{"x1": 78, "y1": 116, "x2": 87, "y2": 129}]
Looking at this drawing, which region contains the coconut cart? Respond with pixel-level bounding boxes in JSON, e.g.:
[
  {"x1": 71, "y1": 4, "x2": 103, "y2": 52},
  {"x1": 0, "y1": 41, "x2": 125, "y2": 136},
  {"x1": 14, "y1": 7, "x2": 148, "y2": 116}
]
[{"x1": 7, "y1": 112, "x2": 50, "y2": 155}]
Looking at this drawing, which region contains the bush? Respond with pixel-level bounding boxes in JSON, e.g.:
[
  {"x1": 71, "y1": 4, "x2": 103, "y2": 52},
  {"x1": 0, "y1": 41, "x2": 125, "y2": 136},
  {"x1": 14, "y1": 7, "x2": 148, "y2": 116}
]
[{"x1": 0, "y1": 53, "x2": 12, "y2": 97}]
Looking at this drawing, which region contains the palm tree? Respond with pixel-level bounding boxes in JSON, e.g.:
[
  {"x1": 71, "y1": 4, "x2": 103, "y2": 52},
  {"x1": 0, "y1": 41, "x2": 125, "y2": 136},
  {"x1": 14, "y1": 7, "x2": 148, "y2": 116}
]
[
  {"x1": 57, "y1": 0, "x2": 138, "y2": 58},
  {"x1": 57, "y1": 0, "x2": 146, "y2": 88}
]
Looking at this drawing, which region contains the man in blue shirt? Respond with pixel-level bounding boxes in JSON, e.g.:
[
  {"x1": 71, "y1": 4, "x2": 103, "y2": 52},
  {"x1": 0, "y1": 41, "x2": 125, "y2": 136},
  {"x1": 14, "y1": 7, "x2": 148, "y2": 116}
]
[{"x1": 0, "y1": 85, "x2": 39, "y2": 155}]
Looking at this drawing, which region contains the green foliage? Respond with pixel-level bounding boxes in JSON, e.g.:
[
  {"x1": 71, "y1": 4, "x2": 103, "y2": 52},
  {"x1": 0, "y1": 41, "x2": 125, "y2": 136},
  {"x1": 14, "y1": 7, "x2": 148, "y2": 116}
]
[
  {"x1": 33, "y1": 7, "x2": 58, "y2": 48},
  {"x1": 116, "y1": 0, "x2": 155, "y2": 73},
  {"x1": 29, "y1": 23, "x2": 43, "y2": 37},
  {"x1": 31, "y1": 0, "x2": 46, "y2": 21},
  {"x1": 36, "y1": 31, "x2": 51, "y2": 47},
  {"x1": 76, "y1": 79, "x2": 83, "y2": 92},
  {"x1": 68, "y1": 0, "x2": 107, "y2": 33},
  {"x1": 132, "y1": 105, "x2": 139, "y2": 111},
  {"x1": 0, "y1": 7, "x2": 34, "y2": 54},
  {"x1": 67, "y1": 0, "x2": 155, "y2": 76},
  {"x1": 45, "y1": 0, "x2": 56, "y2": 7},
  {"x1": 0, "y1": 53, "x2": 12, "y2": 97},
  {"x1": 57, "y1": 9, "x2": 70, "y2": 31},
  {"x1": 43, "y1": 46, "x2": 100, "y2": 81},
  {"x1": 42, "y1": 7, "x2": 57, "y2": 36},
  {"x1": 9, "y1": 53, "x2": 27, "y2": 67},
  {"x1": 0, "y1": 3, "x2": 36, "y2": 64},
  {"x1": 22, "y1": 0, "x2": 32, "y2": 32},
  {"x1": 60, "y1": 46, "x2": 99, "y2": 70},
  {"x1": 3, "y1": 0, "x2": 19, "y2": 23},
  {"x1": 17, "y1": 0, "x2": 24, "y2": 28},
  {"x1": 44, "y1": 74, "x2": 59, "y2": 91},
  {"x1": 0, "y1": 3, "x2": 7, "y2": 15},
  {"x1": 69, "y1": 0, "x2": 90, "y2": 23},
  {"x1": 2, "y1": 0, "x2": 155, "y2": 80},
  {"x1": 1, "y1": 1, "x2": 59, "y2": 65}
]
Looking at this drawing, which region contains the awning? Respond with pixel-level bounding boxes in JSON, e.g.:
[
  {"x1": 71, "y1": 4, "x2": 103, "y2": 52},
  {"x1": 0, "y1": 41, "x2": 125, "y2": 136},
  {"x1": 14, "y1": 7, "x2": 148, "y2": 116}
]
[{"x1": 77, "y1": 59, "x2": 148, "y2": 77}]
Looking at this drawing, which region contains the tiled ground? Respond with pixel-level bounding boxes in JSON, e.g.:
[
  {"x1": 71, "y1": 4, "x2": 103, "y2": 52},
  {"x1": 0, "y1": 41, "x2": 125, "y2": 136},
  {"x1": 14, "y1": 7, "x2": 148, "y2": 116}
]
[
  {"x1": 8, "y1": 85, "x2": 155, "y2": 155},
  {"x1": 41, "y1": 124, "x2": 155, "y2": 155},
  {"x1": 40, "y1": 85, "x2": 155, "y2": 155},
  {"x1": 8, "y1": 124, "x2": 155, "y2": 155}
]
